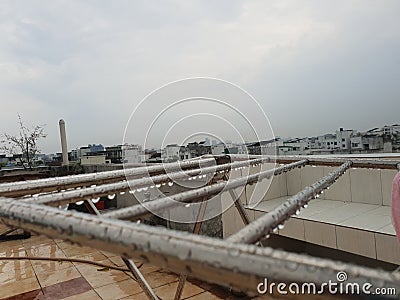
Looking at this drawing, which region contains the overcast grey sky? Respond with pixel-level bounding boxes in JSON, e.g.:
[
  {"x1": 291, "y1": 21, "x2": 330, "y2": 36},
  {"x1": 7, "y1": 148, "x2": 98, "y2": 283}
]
[{"x1": 1, "y1": 1, "x2": 399, "y2": 153}]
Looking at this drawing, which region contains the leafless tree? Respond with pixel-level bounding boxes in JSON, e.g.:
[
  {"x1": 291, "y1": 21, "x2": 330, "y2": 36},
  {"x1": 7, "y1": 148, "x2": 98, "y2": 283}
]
[{"x1": 0, "y1": 114, "x2": 47, "y2": 170}]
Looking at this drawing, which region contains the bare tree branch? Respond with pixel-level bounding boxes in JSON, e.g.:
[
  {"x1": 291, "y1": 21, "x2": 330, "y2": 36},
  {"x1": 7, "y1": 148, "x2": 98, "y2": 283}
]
[{"x1": 0, "y1": 114, "x2": 46, "y2": 170}]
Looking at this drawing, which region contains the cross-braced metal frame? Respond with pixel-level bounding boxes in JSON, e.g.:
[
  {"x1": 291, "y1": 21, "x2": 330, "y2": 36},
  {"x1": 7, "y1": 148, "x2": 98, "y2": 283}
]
[{"x1": 0, "y1": 155, "x2": 399, "y2": 299}]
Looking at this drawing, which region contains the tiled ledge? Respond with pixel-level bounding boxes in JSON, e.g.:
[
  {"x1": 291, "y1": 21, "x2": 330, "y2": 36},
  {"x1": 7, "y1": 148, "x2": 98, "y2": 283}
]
[{"x1": 247, "y1": 197, "x2": 400, "y2": 264}]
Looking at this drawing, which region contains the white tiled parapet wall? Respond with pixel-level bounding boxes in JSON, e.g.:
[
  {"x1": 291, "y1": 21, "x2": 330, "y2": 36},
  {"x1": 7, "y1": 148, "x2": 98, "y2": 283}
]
[{"x1": 221, "y1": 163, "x2": 400, "y2": 264}]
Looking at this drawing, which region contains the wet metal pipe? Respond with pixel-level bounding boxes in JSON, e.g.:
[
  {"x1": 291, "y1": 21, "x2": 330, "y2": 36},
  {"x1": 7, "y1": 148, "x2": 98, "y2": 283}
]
[
  {"x1": 23, "y1": 158, "x2": 274, "y2": 206},
  {"x1": 0, "y1": 198, "x2": 398, "y2": 298},
  {"x1": 0, "y1": 157, "x2": 217, "y2": 197},
  {"x1": 104, "y1": 160, "x2": 308, "y2": 220}
]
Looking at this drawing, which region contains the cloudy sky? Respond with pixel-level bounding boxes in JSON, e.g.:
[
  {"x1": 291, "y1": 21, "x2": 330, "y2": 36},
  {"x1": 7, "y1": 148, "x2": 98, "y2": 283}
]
[{"x1": 1, "y1": 1, "x2": 399, "y2": 153}]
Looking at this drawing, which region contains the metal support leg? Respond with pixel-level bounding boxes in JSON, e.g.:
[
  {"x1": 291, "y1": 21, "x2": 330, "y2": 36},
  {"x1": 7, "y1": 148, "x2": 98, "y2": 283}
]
[
  {"x1": 123, "y1": 258, "x2": 159, "y2": 300},
  {"x1": 174, "y1": 274, "x2": 188, "y2": 300},
  {"x1": 223, "y1": 175, "x2": 266, "y2": 248},
  {"x1": 223, "y1": 173, "x2": 251, "y2": 225},
  {"x1": 174, "y1": 190, "x2": 210, "y2": 300},
  {"x1": 83, "y1": 200, "x2": 158, "y2": 300}
]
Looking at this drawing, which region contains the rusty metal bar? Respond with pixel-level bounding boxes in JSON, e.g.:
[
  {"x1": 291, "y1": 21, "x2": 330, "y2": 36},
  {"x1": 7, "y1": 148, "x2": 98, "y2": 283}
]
[
  {"x1": 103, "y1": 160, "x2": 308, "y2": 220},
  {"x1": 223, "y1": 174, "x2": 251, "y2": 225},
  {"x1": 228, "y1": 161, "x2": 352, "y2": 244},
  {"x1": 0, "y1": 157, "x2": 217, "y2": 198},
  {"x1": 174, "y1": 274, "x2": 187, "y2": 300},
  {"x1": 123, "y1": 258, "x2": 159, "y2": 300},
  {"x1": 0, "y1": 198, "x2": 398, "y2": 298},
  {"x1": 22, "y1": 158, "x2": 272, "y2": 207}
]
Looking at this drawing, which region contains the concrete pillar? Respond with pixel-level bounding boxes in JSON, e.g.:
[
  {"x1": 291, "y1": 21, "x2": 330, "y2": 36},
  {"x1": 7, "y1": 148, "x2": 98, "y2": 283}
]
[{"x1": 59, "y1": 119, "x2": 69, "y2": 166}]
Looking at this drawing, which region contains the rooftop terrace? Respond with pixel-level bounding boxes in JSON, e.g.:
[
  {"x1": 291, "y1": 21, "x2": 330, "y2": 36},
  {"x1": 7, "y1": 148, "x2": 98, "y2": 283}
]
[{"x1": 0, "y1": 155, "x2": 399, "y2": 299}]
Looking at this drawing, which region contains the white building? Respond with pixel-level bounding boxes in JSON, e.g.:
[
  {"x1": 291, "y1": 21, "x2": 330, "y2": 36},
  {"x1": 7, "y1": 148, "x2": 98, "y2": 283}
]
[
  {"x1": 350, "y1": 135, "x2": 384, "y2": 151},
  {"x1": 383, "y1": 124, "x2": 400, "y2": 135},
  {"x1": 71, "y1": 147, "x2": 91, "y2": 161},
  {"x1": 179, "y1": 147, "x2": 192, "y2": 160},
  {"x1": 318, "y1": 134, "x2": 338, "y2": 150},
  {"x1": 211, "y1": 145, "x2": 225, "y2": 155},
  {"x1": 162, "y1": 144, "x2": 181, "y2": 162},
  {"x1": 237, "y1": 144, "x2": 249, "y2": 155},
  {"x1": 260, "y1": 140, "x2": 283, "y2": 155},
  {"x1": 122, "y1": 144, "x2": 144, "y2": 164},
  {"x1": 336, "y1": 128, "x2": 354, "y2": 150},
  {"x1": 350, "y1": 136, "x2": 363, "y2": 150},
  {"x1": 80, "y1": 154, "x2": 108, "y2": 165},
  {"x1": 279, "y1": 138, "x2": 309, "y2": 155},
  {"x1": 314, "y1": 128, "x2": 355, "y2": 151}
]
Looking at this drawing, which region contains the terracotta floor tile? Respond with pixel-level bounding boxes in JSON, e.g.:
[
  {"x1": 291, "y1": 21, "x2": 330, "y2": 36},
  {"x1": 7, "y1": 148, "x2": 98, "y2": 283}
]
[
  {"x1": 0, "y1": 275, "x2": 40, "y2": 299},
  {"x1": 107, "y1": 256, "x2": 126, "y2": 267},
  {"x1": 0, "y1": 246, "x2": 27, "y2": 257},
  {"x1": 145, "y1": 270, "x2": 179, "y2": 288},
  {"x1": 179, "y1": 282, "x2": 206, "y2": 299},
  {"x1": 0, "y1": 263, "x2": 35, "y2": 285},
  {"x1": 0, "y1": 258, "x2": 32, "y2": 272},
  {"x1": 77, "y1": 259, "x2": 130, "y2": 288},
  {"x1": 24, "y1": 242, "x2": 63, "y2": 257},
  {"x1": 71, "y1": 251, "x2": 108, "y2": 262},
  {"x1": 36, "y1": 265, "x2": 81, "y2": 287},
  {"x1": 40, "y1": 277, "x2": 93, "y2": 299},
  {"x1": 55, "y1": 241, "x2": 75, "y2": 249},
  {"x1": 57, "y1": 241, "x2": 89, "y2": 251},
  {"x1": 0, "y1": 224, "x2": 10, "y2": 232},
  {"x1": 184, "y1": 291, "x2": 222, "y2": 299},
  {"x1": 99, "y1": 250, "x2": 116, "y2": 258},
  {"x1": 73, "y1": 257, "x2": 123, "y2": 272},
  {"x1": 61, "y1": 245, "x2": 99, "y2": 258},
  {"x1": 0, "y1": 239, "x2": 24, "y2": 249},
  {"x1": 120, "y1": 292, "x2": 149, "y2": 300},
  {"x1": 149, "y1": 281, "x2": 204, "y2": 299},
  {"x1": 22, "y1": 235, "x2": 53, "y2": 246},
  {"x1": 61, "y1": 290, "x2": 102, "y2": 300},
  {"x1": 22, "y1": 239, "x2": 57, "y2": 250},
  {"x1": 31, "y1": 257, "x2": 74, "y2": 274},
  {"x1": 22, "y1": 234, "x2": 49, "y2": 242},
  {"x1": 0, "y1": 237, "x2": 235, "y2": 300},
  {"x1": 137, "y1": 263, "x2": 161, "y2": 275},
  {"x1": 95, "y1": 278, "x2": 143, "y2": 300}
]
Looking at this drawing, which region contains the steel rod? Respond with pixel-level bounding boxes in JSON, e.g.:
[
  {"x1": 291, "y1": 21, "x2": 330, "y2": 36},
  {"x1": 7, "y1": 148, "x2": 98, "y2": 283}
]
[
  {"x1": 228, "y1": 161, "x2": 352, "y2": 244},
  {"x1": 223, "y1": 174, "x2": 251, "y2": 225},
  {"x1": 0, "y1": 198, "x2": 398, "y2": 298},
  {"x1": 103, "y1": 160, "x2": 308, "y2": 220},
  {"x1": 22, "y1": 158, "x2": 272, "y2": 206},
  {"x1": 0, "y1": 157, "x2": 217, "y2": 197},
  {"x1": 123, "y1": 258, "x2": 159, "y2": 300}
]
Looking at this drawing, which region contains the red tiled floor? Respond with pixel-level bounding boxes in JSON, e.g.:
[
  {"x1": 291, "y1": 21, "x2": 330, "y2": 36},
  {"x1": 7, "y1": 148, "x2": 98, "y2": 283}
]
[{"x1": 0, "y1": 234, "x2": 231, "y2": 300}]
